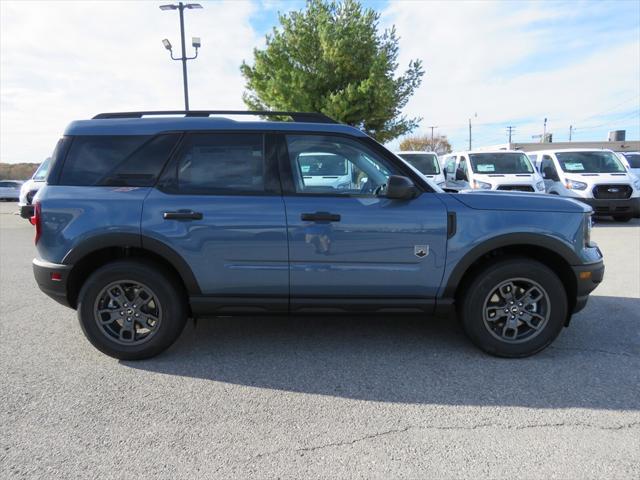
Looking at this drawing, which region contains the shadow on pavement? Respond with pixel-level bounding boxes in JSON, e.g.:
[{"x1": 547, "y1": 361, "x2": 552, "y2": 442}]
[
  {"x1": 124, "y1": 295, "x2": 640, "y2": 410},
  {"x1": 592, "y1": 217, "x2": 640, "y2": 228}
]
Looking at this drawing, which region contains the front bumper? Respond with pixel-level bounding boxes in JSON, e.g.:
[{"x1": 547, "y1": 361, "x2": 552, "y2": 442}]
[
  {"x1": 571, "y1": 259, "x2": 605, "y2": 314},
  {"x1": 33, "y1": 258, "x2": 72, "y2": 308},
  {"x1": 576, "y1": 197, "x2": 640, "y2": 217}
]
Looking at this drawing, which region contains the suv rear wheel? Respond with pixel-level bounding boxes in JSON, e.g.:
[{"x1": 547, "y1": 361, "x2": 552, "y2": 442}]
[
  {"x1": 612, "y1": 215, "x2": 632, "y2": 222},
  {"x1": 459, "y1": 257, "x2": 567, "y2": 357},
  {"x1": 77, "y1": 259, "x2": 188, "y2": 360}
]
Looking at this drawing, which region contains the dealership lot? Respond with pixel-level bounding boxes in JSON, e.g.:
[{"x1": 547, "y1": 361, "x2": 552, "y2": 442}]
[{"x1": 1, "y1": 201, "x2": 638, "y2": 479}]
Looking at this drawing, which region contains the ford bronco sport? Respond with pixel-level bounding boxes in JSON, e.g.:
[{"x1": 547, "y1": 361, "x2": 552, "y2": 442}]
[{"x1": 32, "y1": 111, "x2": 604, "y2": 360}]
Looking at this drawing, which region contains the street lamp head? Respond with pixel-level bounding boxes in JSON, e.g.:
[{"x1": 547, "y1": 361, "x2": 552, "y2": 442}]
[
  {"x1": 159, "y1": 4, "x2": 178, "y2": 10},
  {"x1": 192, "y1": 37, "x2": 201, "y2": 48},
  {"x1": 185, "y1": 3, "x2": 203, "y2": 8},
  {"x1": 162, "y1": 39, "x2": 172, "y2": 51}
]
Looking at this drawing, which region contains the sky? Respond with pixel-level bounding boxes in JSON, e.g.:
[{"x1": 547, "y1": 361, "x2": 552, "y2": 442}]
[{"x1": 1, "y1": 0, "x2": 639, "y2": 164}]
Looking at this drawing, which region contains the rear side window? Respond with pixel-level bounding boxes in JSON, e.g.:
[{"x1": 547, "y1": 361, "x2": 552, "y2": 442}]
[
  {"x1": 169, "y1": 133, "x2": 265, "y2": 194},
  {"x1": 59, "y1": 135, "x2": 180, "y2": 186}
]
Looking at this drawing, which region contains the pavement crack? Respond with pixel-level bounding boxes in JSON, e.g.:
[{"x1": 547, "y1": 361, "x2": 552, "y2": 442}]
[
  {"x1": 549, "y1": 346, "x2": 638, "y2": 358},
  {"x1": 252, "y1": 422, "x2": 640, "y2": 460}
]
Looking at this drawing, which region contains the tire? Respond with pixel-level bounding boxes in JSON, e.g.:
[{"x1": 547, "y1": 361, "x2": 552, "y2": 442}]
[
  {"x1": 458, "y1": 257, "x2": 567, "y2": 358},
  {"x1": 612, "y1": 215, "x2": 632, "y2": 222},
  {"x1": 77, "y1": 259, "x2": 188, "y2": 360}
]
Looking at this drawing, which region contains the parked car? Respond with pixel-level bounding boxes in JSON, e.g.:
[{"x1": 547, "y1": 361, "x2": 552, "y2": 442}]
[
  {"x1": 394, "y1": 151, "x2": 445, "y2": 187},
  {"x1": 441, "y1": 150, "x2": 545, "y2": 193},
  {"x1": 297, "y1": 151, "x2": 358, "y2": 191},
  {"x1": 19, "y1": 157, "x2": 51, "y2": 218},
  {"x1": 31, "y1": 111, "x2": 604, "y2": 360},
  {"x1": 616, "y1": 151, "x2": 640, "y2": 181},
  {"x1": 529, "y1": 149, "x2": 640, "y2": 221},
  {"x1": 0, "y1": 180, "x2": 22, "y2": 201}
]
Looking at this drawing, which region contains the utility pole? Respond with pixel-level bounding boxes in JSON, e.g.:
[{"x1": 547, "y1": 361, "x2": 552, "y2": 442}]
[
  {"x1": 468, "y1": 118, "x2": 472, "y2": 150},
  {"x1": 506, "y1": 126, "x2": 515, "y2": 144},
  {"x1": 543, "y1": 117, "x2": 548, "y2": 140},
  {"x1": 428, "y1": 125, "x2": 437, "y2": 150},
  {"x1": 569, "y1": 125, "x2": 574, "y2": 141},
  {"x1": 160, "y1": 2, "x2": 203, "y2": 111}
]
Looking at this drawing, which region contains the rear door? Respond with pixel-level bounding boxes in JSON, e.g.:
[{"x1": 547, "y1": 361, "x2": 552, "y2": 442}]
[
  {"x1": 278, "y1": 133, "x2": 448, "y2": 313},
  {"x1": 141, "y1": 132, "x2": 289, "y2": 313}
]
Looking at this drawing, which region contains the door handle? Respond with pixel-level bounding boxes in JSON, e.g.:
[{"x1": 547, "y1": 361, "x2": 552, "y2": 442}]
[
  {"x1": 301, "y1": 212, "x2": 341, "y2": 222},
  {"x1": 163, "y1": 210, "x2": 203, "y2": 220}
]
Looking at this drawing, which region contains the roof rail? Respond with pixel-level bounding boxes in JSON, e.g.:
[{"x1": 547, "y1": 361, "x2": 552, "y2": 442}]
[{"x1": 92, "y1": 110, "x2": 338, "y2": 124}]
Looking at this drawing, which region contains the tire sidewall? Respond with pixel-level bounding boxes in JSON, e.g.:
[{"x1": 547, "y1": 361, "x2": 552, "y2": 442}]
[
  {"x1": 460, "y1": 258, "x2": 568, "y2": 357},
  {"x1": 77, "y1": 260, "x2": 187, "y2": 360}
]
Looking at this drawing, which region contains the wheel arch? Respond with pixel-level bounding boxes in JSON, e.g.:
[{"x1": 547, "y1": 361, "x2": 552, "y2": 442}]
[
  {"x1": 445, "y1": 233, "x2": 579, "y2": 315},
  {"x1": 64, "y1": 234, "x2": 200, "y2": 309}
]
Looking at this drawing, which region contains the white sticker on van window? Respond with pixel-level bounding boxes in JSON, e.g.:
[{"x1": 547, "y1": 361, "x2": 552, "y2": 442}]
[
  {"x1": 301, "y1": 165, "x2": 311, "y2": 173},
  {"x1": 564, "y1": 162, "x2": 584, "y2": 171},
  {"x1": 477, "y1": 164, "x2": 495, "y2": 172}
]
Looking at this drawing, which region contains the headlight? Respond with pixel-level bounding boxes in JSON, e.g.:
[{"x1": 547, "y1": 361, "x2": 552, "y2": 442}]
[
  {"x1": 633, "y1": 179, "x2": 640, "y2": 191},
  {"x1": 565, "y1": 179, "x2": 588, "y2": 190},
  {"x1": 437, "y1": 181, "x2": 446, "y2": 187},
  {"x1": 336, "y1": 182, "x2": 351, "y2": 190},
  {"x1": 472, "y1": 180, "x2": 492, "y2": 190},
  {"x1": 536, "y1": 180, "x2": 545, "y2": 191}
]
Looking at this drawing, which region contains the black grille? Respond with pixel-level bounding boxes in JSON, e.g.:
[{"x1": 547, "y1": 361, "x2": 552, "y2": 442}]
[
  {"x1": 592, "y1": 184, "x2": 632, "y2": 199},
  {"x1": 497, "y1": 185, "x2": 535, "y2": 192}
]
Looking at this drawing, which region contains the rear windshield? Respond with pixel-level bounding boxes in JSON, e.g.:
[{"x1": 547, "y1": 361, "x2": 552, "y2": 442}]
[
  {"x1": 469, "y1": 153, "x2": 533, "y2": 174},
  {"x1": 397, "y1": 153, "x2": 440, "y2": 174},
  {"x1": 622, "y1": 153, "x2": 640, "y2": 169},
  {"x1": 556, "y1": 151, "x2": 625, "y2": 173},
  {"x1": 59, "y1": 135, "x2": 180, "y2": 186}
]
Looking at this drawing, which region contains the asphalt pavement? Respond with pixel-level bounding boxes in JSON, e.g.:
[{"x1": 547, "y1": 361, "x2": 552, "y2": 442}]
[{"x1": 1, "y1": 201, "x2": 639, "y2": 479}]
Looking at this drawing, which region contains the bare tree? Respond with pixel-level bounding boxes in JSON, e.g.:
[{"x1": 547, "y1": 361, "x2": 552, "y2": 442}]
[{"x1": 399, "y1": 134, "x2": 452, "y2": 155}]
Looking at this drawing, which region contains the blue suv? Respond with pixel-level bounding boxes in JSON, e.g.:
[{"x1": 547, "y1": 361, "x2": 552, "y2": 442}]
[{"x1": 31, "y1": 111, "x2": 604, "y2": 360}]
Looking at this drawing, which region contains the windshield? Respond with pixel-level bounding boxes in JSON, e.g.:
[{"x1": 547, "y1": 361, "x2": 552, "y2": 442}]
[
  {"x1": 33, "y1": 158, "x2": 51, "y2": 181},
  {"x1": 556, "y1": 151, "x2": 625, "y2": 173},
  {"x1": 622, "y1": 153, "x2": 640, "y2": 169},
  {"x1": 299, "y1": 154, "x2": 348, "y2": 176},
  {"x1": 397, "y1": 153, "x2": 440, "y2": 175},
  {"x1": 469, "y1": 153, "x2": 534, "y2": 174}
]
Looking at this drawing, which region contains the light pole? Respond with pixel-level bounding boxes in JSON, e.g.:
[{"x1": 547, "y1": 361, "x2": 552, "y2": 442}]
[{"x1": 160, "y1": 2, "x2": 203, "y2": 111}]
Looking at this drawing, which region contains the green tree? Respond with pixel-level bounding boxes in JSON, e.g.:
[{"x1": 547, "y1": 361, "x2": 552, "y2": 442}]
[
  {"x1": 240, "y1": 0, "x2": 424, "y2": 143},
  {"x1": 399, "y1": 134, "x2": 452, "y2": 155}
]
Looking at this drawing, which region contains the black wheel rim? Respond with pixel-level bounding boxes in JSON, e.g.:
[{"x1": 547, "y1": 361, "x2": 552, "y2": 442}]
[
  {"x1": 93, "y1": 281, "x2": 162, "y2": 346},
  {"x1": 482, "y1": 277, "x2": 550, "y2": 344}
]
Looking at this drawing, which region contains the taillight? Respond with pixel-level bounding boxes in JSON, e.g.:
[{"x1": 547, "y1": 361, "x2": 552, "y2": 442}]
[{"x1": 30, "y1": 202, "x2": 41, "y2": 244}]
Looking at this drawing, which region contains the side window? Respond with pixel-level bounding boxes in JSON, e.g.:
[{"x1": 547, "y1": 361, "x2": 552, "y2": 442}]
[
  {"x1": 459, "y1": 157, "x2": 468, "y2": 175},
  {"x1": 285, "y1": 135, "x2": 396, "y2": 195},
  {"x1": 60, "y1": 136, "x2": 150, "y2": 185},
  {"x1": 445, "y1": 157, "x2": 456, "y2": 175},
  {"x1": 541, "y1": 156, "x2": 557, "y2": 178},
  {"x1": 171, "y1": 133, "x2": 265, "y2": 194}
]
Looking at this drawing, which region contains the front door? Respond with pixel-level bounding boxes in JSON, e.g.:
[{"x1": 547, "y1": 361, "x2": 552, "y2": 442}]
[{"x1": 279, "y1": 134, "x2": 448, "y2": 313}]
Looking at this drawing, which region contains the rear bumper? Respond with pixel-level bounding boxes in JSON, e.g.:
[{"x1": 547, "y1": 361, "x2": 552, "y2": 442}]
[
  {"x1": 33, "y1": 258, "x2": 72, "y2": 308},
  {"x1": 571, "y1": 260, "x2": 605, "y2": 314},
  {"x1": 577, "y1": 197, "x2": 640, "y2": 217}
]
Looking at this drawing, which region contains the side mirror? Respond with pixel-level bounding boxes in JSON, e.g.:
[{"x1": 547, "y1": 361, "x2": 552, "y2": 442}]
[
  {"x1": 455, "y1": 168, "x2": 467, "y2": 181},
  {"x1": 385, "y1": 175, "x2": 419, "y2": 200}
]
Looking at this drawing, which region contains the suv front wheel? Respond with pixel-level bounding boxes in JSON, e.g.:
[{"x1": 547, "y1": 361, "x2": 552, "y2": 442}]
[
  {"x1": 77, "y1": 259, "x2": 188, "y2": 360},
  {"x1": 459, "y1": 257, "x2": 567, "y2": 357}
]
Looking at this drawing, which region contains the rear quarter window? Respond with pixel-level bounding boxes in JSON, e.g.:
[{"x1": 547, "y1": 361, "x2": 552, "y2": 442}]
[{"x1": 59, "y1": 134, "x2": 180, "y2": 186}]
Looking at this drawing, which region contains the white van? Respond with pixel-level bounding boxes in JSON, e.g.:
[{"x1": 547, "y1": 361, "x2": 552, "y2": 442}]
[
  {"x1": 529, "y1": 149, "x2": 640, "y2": 221},
  {"x1": 441, "y1": 150, "x2": 545, "y2": 193},
  {"x1": 616, "y1": 151, "x2": 640, "y2": 181},
  {"x1": 394, "y1": 151, "x2": 445, "y2": 187},
  {"x1": 298, "y1": 152, "x2": 355, "y2": 190}
]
